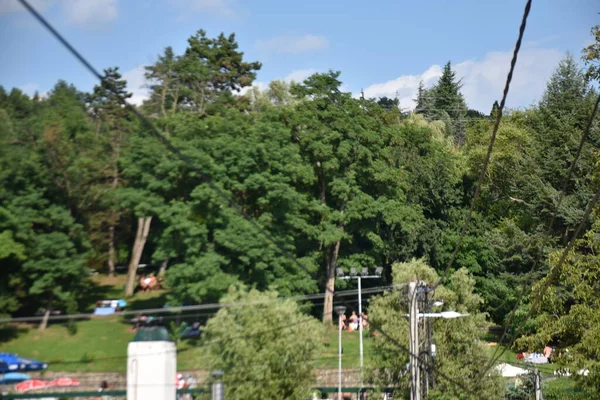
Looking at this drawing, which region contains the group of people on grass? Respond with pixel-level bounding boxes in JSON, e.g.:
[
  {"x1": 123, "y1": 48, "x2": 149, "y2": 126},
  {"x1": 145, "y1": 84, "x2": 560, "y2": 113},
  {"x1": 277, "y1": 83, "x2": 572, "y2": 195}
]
[
  {"x1": 138, "y1": 273, "x2": 162, "y2": 292},
  {"x1": 340, "y1": 311, "x2": 369, "y2": 332},
  {"x1": 517, "y1": 345, "x2": 554, "y2": 364}
]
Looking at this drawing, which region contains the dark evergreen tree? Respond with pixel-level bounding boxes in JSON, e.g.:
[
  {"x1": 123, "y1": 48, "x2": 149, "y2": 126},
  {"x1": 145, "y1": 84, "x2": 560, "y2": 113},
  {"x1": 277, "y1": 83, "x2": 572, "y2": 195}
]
[
  {"x1": 490, "y1": 100, "x2": 500, "y2": 119},
  {"x1": 430, "y1": 61, "x2": 468, "y2": 144},
  {"x1": 87, "y1": 67, "x2": 135, "y2": 276}
]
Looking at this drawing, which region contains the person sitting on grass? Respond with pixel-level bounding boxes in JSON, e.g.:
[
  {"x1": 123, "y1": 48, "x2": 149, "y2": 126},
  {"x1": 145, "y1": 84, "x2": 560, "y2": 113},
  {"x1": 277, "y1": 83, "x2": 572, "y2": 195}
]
[
  {"x1": 349, "y1": 311, "x2": 359, "y2": 331},
  {"x1": 139, "y1": 274, "x2": 148, "y2": 292},
  {"x1": 361, "y1": 312, "x2": 369, "y2": 329}
]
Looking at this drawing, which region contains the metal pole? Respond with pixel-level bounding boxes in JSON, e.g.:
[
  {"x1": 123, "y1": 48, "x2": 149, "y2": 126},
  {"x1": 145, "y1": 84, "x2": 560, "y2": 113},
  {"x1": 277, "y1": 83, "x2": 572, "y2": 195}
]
[
  {"x1": 428, "y1": 317, "x2": 435, "y2": 389},
  {"x1": 423, "y1": 289, "x2": 429, "y2": 399},
  {"x1": 212, "y1": 370, "x2": 224, "y2": 400},
  {"x1": 358, "y1": 276, "x2": 364, "y2": 372},
  {"x1": 535, "y1": 369, "x2": 541, "y2": 400},
  {"x1": 338, "y1": 312, "x2": 343, "y2": 400},
  {"x1": 408, "y1": 282, "x2": 420, "y2": 400}
]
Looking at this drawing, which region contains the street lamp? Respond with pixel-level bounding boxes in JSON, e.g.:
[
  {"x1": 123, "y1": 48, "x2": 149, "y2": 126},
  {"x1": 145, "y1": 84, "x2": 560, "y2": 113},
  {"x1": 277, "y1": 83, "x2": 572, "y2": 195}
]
[
  {"x1": 211, "y1": 370, "x2": 224, "y2": 400},
  {"x1": 338, "y1": 267, "x2": 383, "y2": 373},
  {"x1": 334, "y1": 305, "x2": 347, "y2": 400}
]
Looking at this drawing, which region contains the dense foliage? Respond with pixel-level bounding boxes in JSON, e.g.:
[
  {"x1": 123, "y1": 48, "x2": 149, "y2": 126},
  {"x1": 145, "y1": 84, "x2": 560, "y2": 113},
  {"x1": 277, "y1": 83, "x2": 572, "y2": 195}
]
[
  {"x1": 201, "y1": 287, "x2": 325, "y2": 400},
  {"x1": 1, "y1": 24, "x2": 600, "y2": 394}
]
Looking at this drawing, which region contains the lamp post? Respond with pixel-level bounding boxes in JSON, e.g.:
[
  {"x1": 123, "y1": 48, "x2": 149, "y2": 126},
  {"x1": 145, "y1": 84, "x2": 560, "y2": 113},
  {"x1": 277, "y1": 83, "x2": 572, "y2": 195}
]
[
  {"x1": 334, "y1": 305, "x2": 347, "y2": 400},
  {"x1": 211, "y1": 370, "x2": 224, "y2": 400},
  {"x1": 337, "y1": 266, "x2": 383, "y2": 374}
]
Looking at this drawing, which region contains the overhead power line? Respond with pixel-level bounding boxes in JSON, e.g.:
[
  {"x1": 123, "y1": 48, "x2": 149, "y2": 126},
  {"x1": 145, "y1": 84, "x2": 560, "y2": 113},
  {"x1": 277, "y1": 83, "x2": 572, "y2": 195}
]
[
  {"x1": 482, "y1": 92, "x2": 600, "y2": 379},
  {"x1": 0, "y1": 285, "x2": 395, "y2": 323},
  {"x1": 15, "y1": 0, "x2": 321, "y2": 300},
  {"x1": 15, "y1": 1, "x2": 531, "y2": 397},
  {"x1": 440, "y1": 0, "x2": 532, "y2": 280}
]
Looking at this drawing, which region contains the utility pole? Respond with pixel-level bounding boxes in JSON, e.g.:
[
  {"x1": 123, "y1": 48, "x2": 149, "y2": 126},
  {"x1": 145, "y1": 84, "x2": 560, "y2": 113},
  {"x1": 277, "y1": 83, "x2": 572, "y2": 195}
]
[{"x1": 408, "y1": 282, "x2": 420, "y2": 400}]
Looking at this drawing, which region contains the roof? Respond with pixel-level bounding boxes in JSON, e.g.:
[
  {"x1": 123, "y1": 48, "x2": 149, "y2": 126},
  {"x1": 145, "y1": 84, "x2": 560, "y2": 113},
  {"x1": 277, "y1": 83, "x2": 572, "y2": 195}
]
[{"x1": 132, "y1": 326, "x2": 172, "y2": 342}]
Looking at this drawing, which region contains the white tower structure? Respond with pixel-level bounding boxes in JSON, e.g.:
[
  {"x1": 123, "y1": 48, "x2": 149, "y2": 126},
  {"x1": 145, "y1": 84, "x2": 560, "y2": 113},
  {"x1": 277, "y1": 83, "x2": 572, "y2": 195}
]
[{"x1": 127, "y1": 325, "x2": 176, "y2": 400}]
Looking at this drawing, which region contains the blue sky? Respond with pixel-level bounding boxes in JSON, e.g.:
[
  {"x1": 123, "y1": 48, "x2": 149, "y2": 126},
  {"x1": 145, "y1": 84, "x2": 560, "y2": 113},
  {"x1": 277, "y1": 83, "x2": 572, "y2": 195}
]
[{"x1": 0, "y1": 0, "x2": 597, "y2": 112}]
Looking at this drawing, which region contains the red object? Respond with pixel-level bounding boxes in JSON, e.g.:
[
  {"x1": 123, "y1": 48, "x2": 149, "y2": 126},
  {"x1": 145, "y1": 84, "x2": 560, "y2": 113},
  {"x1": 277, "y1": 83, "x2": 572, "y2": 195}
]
[
  {"x1": 517, "y1": 353, "x2": 525, "y2": 360},
  {"x1": 15, "y1": 379, "x2": 47, "y2": 392},
  {"x1": 47, "y1": 377, "x2": 80, "y2": 387}
]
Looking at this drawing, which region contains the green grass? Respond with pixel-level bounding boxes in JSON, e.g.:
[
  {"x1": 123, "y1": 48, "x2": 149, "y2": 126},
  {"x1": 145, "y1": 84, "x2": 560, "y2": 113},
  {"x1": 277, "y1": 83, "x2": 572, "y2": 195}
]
[
  {"x1": 0, "y1": 318, "x2": 134, "y2": 373},
  {"x1": 317, "y1": 329, "x2": 374, "y2": 369},
  {"x1": 0, "y1": 320, "x2": 373, "y2": 373},
  {"x1": 0, "y1": 273, "x2": 379, "y2": 373}
]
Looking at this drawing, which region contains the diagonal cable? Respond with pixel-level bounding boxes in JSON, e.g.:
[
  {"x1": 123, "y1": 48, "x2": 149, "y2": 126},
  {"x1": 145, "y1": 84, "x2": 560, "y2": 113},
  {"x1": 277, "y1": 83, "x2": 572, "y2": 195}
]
[
  {"x1": 16, "y1": 0, "x2": 326, "y2": 298},
  {"x1": 483, "y1": 92, "x2": 600, "y2": 378},
  {"x1": 442, "y1": 0, "x2": 532, "y2": 279}
]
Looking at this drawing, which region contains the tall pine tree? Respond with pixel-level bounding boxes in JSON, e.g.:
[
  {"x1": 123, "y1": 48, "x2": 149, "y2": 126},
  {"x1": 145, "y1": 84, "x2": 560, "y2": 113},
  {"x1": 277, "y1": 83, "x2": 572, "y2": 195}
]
[
  {"x1": 429, "y1": 62, "x2": 468, "y2": 144},
  {"x1": 87, "y1": 67, "x2": 135, "y2": 276}
]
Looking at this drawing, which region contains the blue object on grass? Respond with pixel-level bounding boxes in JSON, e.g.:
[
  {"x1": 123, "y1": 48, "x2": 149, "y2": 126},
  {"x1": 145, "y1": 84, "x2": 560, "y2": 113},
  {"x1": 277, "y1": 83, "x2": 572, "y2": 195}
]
[
  {"x1": 93, "y1": 307, "x2": 116, "y2": 315},
  {"x1": 0, "y1": 353, "x2": 48, "y2": 373},
  {"x1": 0, "y1": 372, "x2": 30, "y2": 384}
]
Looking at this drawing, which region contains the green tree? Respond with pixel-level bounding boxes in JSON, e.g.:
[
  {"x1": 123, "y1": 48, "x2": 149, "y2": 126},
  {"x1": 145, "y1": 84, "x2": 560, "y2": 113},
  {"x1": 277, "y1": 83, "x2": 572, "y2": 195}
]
[
  {"x1": 177, "y1": 30, "x2": 261, "y2": 115},
  {"x1": 414, "y1": 80, "x2": 432, "y2": 115},
  {"x1": 426, "y1": 62, "x2": 468, "y2": 144},
  {"x1": 0, "y1": 87, "x2": 90, "y2": 327},
  {"x1": 368, "y1": 259, "x2": 504, "y2": 399},
  {"x1": 516, "y1": 211, "x2": 600, "y2": 394},
  {"x1": 526, "y1": 55, "x2": 598, "y2": 241},
  {"x1": 150, "y1": 110, "x2": 318, "y2": 305},
  {"x1": 201, "y1": 287, "x2": 325, "y2": 400},
  {"x1": 582, "y1": 24, "x2": 600, "y2": 82},
  {"x1": 143, "y1": 46, "x2": 182, "y2": 117},
  {"x1": 289, "y1": 71, "x2": 423, "y2": 322},
  {"x1": 87, "y1": 67, "x2": 135, "y2": 276}
]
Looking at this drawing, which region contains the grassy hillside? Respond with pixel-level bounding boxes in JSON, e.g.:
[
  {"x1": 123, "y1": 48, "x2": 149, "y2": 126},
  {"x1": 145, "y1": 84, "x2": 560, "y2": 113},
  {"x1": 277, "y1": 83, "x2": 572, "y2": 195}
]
[{"x1": 0, "y1": 318, "x2": 372, "y2": 373}]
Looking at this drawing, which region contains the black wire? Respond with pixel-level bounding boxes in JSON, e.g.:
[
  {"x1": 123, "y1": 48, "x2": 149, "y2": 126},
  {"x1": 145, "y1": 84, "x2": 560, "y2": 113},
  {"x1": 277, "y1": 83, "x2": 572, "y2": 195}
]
[
  {"x1": 442, "y1": 0, "x2": 533, "y2": 279},
  {"x1": 16, "y1": 0, "x2": 318, "y2": 297},
  {"x1": 15, "y1": 2, "x2": 520, "y2": 397},
  {"x1": 483, "y1": 92, "x2": 600, "y2": 379},
  {"x1": 481, "y1": 183, "x2": 600, "y2": 382}
]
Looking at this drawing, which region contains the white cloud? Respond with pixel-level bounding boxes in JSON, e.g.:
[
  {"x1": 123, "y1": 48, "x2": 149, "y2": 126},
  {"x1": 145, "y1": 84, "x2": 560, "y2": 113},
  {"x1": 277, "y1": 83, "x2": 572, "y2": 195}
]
[
  {"x1": 122, "y1": 66, "x2": 149, "y2": 106},
  {"x1": 283, "y1": 68, "x2": 319, "y2": 83},
  {"x1": 1, "y1": 0, "x2": 117, "y2": 28},
  {"x1": 169, "y1": 0, "x2": 237, "y2": 18},
  {"x1": 256, "y1": 35, "x2": 329, "y2": 55},
  {"x1": 361, "y1": 65, "x2": 442, "y2": 110},
  {"x1": 62, "y1": 0, "x2": 118, "y2": 28},
  {"x1": 362, "y1": 47, "x2": 563, "y2": 112}
]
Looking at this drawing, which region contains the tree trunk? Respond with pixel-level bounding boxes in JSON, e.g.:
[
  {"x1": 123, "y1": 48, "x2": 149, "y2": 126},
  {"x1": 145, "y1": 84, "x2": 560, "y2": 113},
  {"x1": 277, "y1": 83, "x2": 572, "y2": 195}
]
[
  {"x1": 160, "y1": 86, "x2": 167, "y2": 117},
  {"x1": 107, "y1": 224, "x2": 116, "y2": 277},
  {"x1": 39, "y1": 309, "x2": 50, "y2": 330},
  {"x1": 39, "y1": 294, "x2": 53, "y2": 330},
  {"x1": 125, "y1": 216, "x2": 153, "y2": 296},
  {"x1": 159, "y1": 257, "x2": 169, "y2": 277},
  {"x1": 322, "y1": 239, "x2": 342, "y2": 323},
  {"x1": 107, "y1": 161, "x2": 120, "y2": 277}
]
